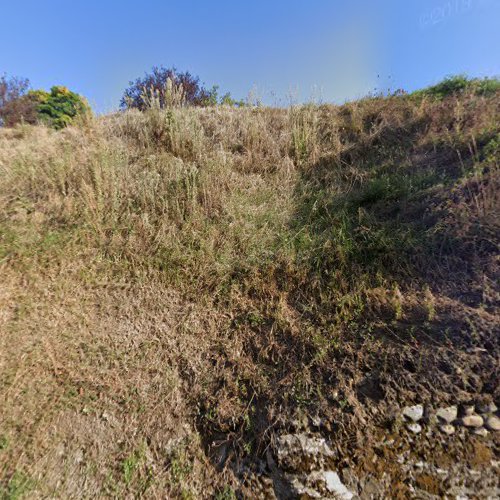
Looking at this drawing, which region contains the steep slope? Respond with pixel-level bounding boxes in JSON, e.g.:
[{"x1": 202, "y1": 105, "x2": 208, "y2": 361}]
[{"x1": 0, "y1": 89, "x2": 499, "y2": 497}]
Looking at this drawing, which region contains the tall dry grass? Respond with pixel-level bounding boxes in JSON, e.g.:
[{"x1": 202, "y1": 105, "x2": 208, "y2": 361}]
[{"x1": 0, "y1": 89, "x2": 499, "y2": 497}]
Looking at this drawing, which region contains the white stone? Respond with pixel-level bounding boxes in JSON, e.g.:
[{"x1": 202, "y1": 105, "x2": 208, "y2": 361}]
[
  {"x1": 324, "y1": 471, "x2": 354, "y2": 499},
  {"x1": 407, "y1": 423, "x2": 422, "y2": 434},
  {"x1": 477, "y1": 402, "x2": 498, "y2": 414},
  {"x1": 275, "y1": 433, "x2": 335, "y2": 470},
  {"x1": 402, "y1": 405, "x2": 424, "y2": 422},
  {"x1": 439, "y1": 424, "x2": 455, "y2": 435},
  {"x1": 473, "y1": 427, "x2": 489, "y2": 437},
  {"x1": 461, "y1": 415, "x2": 483, "y2": 428},
  {"x1": 436, "y1": 406, "x2": 458, "y2": 424},
  {"x1": 463, "y1": 405, "x2": 475, "y2": 416},
  {"x1": 485, "y1": 415, "x2": 500, "y2": 431},
  {"x1": 289, "y1": 477, "x2": 321, "y2": 498},
  {"x1": 276, "y1": 434, "x2": 335, "y2": 458}
]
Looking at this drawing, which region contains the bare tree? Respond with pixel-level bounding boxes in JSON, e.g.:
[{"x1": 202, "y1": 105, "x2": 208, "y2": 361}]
[{"x1": 0, "y1": 74, "x2": 38, "y2": 126}]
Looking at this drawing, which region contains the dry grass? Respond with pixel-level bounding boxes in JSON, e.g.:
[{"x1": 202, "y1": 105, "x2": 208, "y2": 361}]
[{"x1": 0, "y1": 90, "x2": 499, "y2": 497}]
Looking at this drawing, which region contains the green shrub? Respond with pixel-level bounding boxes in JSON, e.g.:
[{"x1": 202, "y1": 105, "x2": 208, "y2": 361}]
[
  {"x1": 219, "y1": 92, "x2": 246, "y2": 107},
  {"x1": 0, "y1": 84, "x2": 90, "y2": 129},
  {"x1": 475, "y1": 77, "x2": 500, "y2": 96},
  {"x1": 420, "y1": 74, "x2": 470, "y2": 99},
  {"x1": 412, "y1": 74, "x2": 500, "y2": 100},
  {"x1": 32, "y1": 86, "x2": 91, "y2": 129}
]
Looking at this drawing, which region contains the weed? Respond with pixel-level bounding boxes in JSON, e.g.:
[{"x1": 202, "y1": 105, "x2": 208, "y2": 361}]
[
  {"x1": 215, "y1": 485, "x2": 237, "y2": 500},
  {"x1": 423, "y1": 286, "x2": 436, "y2": 321},
  {"x1": 168, "y1": 449, "x2": 192, "y2": 486},
  {"x1": 0, "y1": 472, "x2": 33, "y2": 500},
  {"x1": 0, "y1": 437, "x2": 8, "y2": 452},
  {"x1": 123, "y1": 447, "x2": 144, "y2": 485}
]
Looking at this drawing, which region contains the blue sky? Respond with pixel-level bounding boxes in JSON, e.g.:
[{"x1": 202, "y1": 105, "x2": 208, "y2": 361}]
[{"x1": 1, "y1": 0, "x2": 499, "y2": 112}]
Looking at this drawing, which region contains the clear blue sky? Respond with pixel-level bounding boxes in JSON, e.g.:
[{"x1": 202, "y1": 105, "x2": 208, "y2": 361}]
[{"x1": 1, "y1": 0, "x2": 499, "y2": 112}]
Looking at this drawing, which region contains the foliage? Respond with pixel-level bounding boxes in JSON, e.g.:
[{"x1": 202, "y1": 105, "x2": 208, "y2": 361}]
[
  {"x1": 0, "y1": 471, "x2": 33, "y2": 499},
  {"x1": 220, "y1": 91, "x2": 246, "y2": 107},
  {"x1": 412, "y1": 74, "x2": 500, "y2": 99},
  {"x1": 34, "y1": 86, "x2": 91, "y2": 129},
  {"x1": 121, "y1": 66, "x2": 244, "y2": 109},
  {"x1": 0, "y1": 76, "x2": 90, "y2": 129},
  {"x1": 121, "y1": 66, "x2": 216, "y2": 109}
]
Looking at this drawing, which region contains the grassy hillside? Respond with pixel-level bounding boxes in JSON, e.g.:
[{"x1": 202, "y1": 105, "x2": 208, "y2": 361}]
[{"x1": 0, "y1": 87, "x2": 499, "y2": 497}]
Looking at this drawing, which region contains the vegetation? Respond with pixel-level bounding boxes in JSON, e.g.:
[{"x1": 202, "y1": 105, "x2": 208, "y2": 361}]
[
  {"x1": 0, "y1": 75, "x2": 35, "y2": 127},
  {"x1": 0, "y1": 75, "x2": 90, "y2": 129},
  {"x1": 412, "y1": 74, "x2": 500, "y2": 99},
  {"x1": 33, "y1": 86, "x2": 91, "y2": 129},
  {"x1": 121, "y1": 65, "x2": 243, "y2": 110},
  {"x1": 0, "y1": 77, "x2": 498, "y2": 497}
]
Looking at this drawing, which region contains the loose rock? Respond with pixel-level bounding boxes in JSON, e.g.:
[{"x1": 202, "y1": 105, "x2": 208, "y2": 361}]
[
  {"x1": 289, "y1": 477, "x2": 321, "y2": 498},
  {"x1": 403, "y1": 404, "x2": 424, "y2": 422},
  {"x1": 461, "y1": 415, "x2": 484, "y2": 428},
  {"x1": 275, "y1": 433, "x2": 334, "y2": 471},
  {"x1": 476, "y1": 402, "x2": 498, "y2": 415},
  {"x1": 484, "y1": 415, "x2": 500, "y2": 431},
  {"x1": 436, "y1": 406, "x2": 458, "y2": 424},
  {"x1": 407, "y1": 423, "x2": 422, "y2": 434},
  {"x1": 439, "y1": 424, "x2": 455, "y2": 435},
  {"x1": 463, "y1": 405, "x2": 475, "y2": 416},
  {"x1": 473, "y1": 428, "x2": 489, "y2": 437},
  {"x1": 324, "y1": 471, "x2": 354, "y2": 499}
]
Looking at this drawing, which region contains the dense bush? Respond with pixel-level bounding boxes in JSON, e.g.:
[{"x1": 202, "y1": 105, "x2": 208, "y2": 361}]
[
  {"x1": 121, "y1": 66, "x2": 214, "y2": 110},
  {"x1": 33, "y1": 86, "x2": 91, "y2": 129},
  {"x1": 0, "y1": 78, "x2": 90, "y2": 129},
  {"x1": 121, "y1": 65, "x2": 243, "y2": 109},
  {"x1": 412, "y1": 74, "x2": 500, "y2": 99}
]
